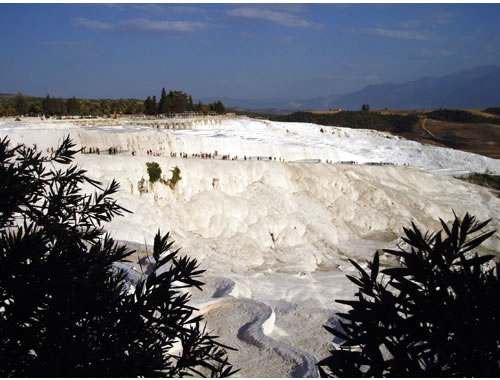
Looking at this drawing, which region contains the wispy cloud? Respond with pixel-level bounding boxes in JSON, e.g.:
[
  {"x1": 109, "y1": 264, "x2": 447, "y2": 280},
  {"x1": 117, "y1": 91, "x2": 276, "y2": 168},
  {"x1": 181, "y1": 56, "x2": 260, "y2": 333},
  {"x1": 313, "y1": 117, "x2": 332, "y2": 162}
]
[
  {"x1": 226, "y1": 7, "x2": 321, "y2": 29},
  {"x1": 120, "y1": 19, "x2": 210, "y2": 33},
  {"x1": 74, "y1": 18, "x2": 114, "y2": 32},
  {"x1": 73, "y1": 17, "x2": 212, "y2": 33},
  {"x1": 288, "y1": 101, "x2": 303, "y2": 108},
  {"x1": 346, "y1": 27, "x2": 430, "y2": 41},
  {"x1": 399, "y1": 19, "x2": 421, "y2": 28}
]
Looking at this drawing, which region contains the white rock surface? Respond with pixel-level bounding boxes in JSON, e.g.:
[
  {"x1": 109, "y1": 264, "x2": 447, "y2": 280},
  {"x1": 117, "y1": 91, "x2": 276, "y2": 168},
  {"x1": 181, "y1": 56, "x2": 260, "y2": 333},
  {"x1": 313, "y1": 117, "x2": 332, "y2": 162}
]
[{"x1": 1, "y1": 116, "x2": 499, "y2": 377}]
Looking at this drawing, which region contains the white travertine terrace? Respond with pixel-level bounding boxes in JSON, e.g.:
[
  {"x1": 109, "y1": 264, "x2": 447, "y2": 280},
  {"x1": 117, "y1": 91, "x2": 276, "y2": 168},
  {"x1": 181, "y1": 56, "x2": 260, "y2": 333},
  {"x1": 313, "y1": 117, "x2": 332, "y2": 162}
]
[{"x1": 2, "y1": 116, "x2": 499, "y2": 377}]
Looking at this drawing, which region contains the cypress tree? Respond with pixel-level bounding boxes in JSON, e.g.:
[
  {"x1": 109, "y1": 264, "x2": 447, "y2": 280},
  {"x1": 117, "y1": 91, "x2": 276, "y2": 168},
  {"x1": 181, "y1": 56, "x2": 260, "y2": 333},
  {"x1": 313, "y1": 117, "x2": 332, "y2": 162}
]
[
  {"x1": 14, "y1": 93, "x2": 28, "y2": 116},
  {"x1": 144, "y1": 96, "x2": 152, "y2": 115},
  {"x1": 188, "y1": 95, "x2": 194, "y2": 111},
  {"x1": 159, "y1": 88, "x2": 168, "y2": 114},
  {"x1": 42, "y1": 95, "x2": 54, "y2": 116}
]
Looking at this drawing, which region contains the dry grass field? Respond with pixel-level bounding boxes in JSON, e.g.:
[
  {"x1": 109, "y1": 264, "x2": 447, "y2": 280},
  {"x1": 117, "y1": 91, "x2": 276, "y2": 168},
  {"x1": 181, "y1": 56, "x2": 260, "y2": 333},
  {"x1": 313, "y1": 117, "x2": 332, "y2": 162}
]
[
  {"x1": 464, "y1": 109, "x2": 499, "y2": 118},
  {"x1": 376, "y1": 108, "x2": 498, "y2": 118},
  {"x1": 424, "y1": 120, "x2": 499, "y2": 159},
  {"x1": 366, "y1": 109, "x2": 500, "y2": 159},
  {"x1": 374, "y1": 108, "x2": 430, "y2": 115},
  {"x1": 308, "y1": 109, "x2": 342, "y2": 114},
  {"x1": 397, "y1": 117, "x2": 500, "y2": 160}
]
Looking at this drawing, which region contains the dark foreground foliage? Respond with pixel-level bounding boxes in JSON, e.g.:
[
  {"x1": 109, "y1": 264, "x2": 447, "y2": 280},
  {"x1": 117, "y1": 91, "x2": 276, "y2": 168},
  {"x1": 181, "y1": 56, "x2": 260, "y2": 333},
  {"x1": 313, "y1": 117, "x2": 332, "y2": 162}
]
[
  {"x1": 427, "y1": 108, "x2": 500, "y2": 124},
  {"x1": 272, "y1": 111, "x2": 418, "y2": 134},
  {"x1": 0, "y1": 136, "x2": 236, "y2": 377},
  {"x1": 318, "y1": 213, "x2": 500, "y2": 377},
  {"x1": 484, "y1": 107, "x2": 500, "y2": 116}
]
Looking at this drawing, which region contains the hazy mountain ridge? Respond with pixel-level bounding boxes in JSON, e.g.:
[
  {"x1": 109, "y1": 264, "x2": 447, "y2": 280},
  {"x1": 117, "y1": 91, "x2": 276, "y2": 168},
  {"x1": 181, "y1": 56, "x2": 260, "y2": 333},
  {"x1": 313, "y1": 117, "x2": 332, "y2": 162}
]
[
  {"x1": 210, "y1": 65, "x2": 500, "y2": 112},
  {"x1": 331, "y1": 65, "x2": 500, "y2": 110}
]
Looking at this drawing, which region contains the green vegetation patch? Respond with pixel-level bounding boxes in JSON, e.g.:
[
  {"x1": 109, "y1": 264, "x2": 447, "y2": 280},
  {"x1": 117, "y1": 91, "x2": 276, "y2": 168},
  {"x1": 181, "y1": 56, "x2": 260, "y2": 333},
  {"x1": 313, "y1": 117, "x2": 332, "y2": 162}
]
[
  {"x1": 457, "y1": 173, "x2": 500, "y2": 195},
  {"x1": 483, "y1": 107, "x2": 500, "y2": 116},
  {"x1": 146, "y1": 162, "x2": 162, "y2": 183},
  {"x1": 427, "y1": 109, "x2": 500, "y2": 124},
  {"x1": 166, "y1": 166, "x2": 182, "y2": 190},
  {"x1": 145, "y1": 163, "x2": 182, "y2": 189},
  {"x1": 272, "y1": 111, "x2": 419, "y2": 134}
]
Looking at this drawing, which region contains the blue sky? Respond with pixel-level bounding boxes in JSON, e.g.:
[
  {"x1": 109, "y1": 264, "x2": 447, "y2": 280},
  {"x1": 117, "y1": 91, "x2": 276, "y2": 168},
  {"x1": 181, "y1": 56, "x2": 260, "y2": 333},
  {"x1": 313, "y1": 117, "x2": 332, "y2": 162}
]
[{"x1": 1, "y1": 3, "x2": 499, "y2": 101}]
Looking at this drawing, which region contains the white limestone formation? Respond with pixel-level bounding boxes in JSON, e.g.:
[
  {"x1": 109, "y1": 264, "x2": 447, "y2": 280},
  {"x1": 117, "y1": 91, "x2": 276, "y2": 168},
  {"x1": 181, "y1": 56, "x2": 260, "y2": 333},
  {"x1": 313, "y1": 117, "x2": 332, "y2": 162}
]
[{"x1": 1, "y1": 116, "x2": 499, "y2": 377}]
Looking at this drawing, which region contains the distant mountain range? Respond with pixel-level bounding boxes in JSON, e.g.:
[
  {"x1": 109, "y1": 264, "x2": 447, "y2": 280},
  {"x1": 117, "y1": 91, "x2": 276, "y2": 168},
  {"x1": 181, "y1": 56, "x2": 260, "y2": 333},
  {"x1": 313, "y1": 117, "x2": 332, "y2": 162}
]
[{"x1": 205, "y1": 65, "x2": 500, "y2": 113}]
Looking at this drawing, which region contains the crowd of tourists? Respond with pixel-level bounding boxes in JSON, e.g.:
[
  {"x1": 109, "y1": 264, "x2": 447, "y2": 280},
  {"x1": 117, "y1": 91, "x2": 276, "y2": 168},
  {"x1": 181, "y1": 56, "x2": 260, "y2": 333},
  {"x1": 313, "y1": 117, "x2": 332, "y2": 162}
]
[
  {"x1": 80, "y1": 146, "x2": 286, "y2": 162},
  {"x1": 37, "y1": 144, "x2": 401, "y2": 166}
]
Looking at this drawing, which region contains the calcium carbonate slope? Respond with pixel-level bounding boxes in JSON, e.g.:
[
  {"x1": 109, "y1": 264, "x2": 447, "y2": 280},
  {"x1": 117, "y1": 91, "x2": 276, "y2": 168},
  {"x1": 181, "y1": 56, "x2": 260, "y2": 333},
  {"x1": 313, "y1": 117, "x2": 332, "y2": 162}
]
[{"x1": 1, "y1": 117, "x2": 499, "y2": 377}]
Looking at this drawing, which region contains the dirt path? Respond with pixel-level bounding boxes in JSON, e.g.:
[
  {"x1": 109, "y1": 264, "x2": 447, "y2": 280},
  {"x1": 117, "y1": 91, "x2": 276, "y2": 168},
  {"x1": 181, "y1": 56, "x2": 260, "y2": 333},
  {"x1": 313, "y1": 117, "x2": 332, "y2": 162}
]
[{"x1": 421, "y1": 118, "x2": 441, "y2": 140}]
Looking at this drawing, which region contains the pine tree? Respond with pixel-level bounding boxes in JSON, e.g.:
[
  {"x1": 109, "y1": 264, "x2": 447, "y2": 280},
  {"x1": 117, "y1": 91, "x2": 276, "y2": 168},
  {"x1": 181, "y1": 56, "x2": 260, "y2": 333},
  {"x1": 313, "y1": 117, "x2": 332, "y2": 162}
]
[{"x1": 214, "y1": 101, "x2": 226, "y2": 114}]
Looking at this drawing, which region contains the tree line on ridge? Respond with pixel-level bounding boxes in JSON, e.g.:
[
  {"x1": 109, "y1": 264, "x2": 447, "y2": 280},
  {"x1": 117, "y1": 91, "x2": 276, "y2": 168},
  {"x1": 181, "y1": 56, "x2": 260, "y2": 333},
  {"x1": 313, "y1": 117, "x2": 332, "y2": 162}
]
[{"x1": 0, "y1": 89, "x2": 226, "y2": 117}]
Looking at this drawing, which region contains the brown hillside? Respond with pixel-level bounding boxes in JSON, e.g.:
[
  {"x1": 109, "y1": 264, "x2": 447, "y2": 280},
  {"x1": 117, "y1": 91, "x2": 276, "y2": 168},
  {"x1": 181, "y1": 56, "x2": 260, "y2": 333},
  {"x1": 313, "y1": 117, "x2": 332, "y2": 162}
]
[
  {"x1": 307, "y1": 108, "x2": 500, "y2": 159},
  {"x1": 399, "y1": 118, "x2": 500, "y2": 159},
  {"x1": 329, "y1": 108, "x2": 499, "y2": 159}
]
